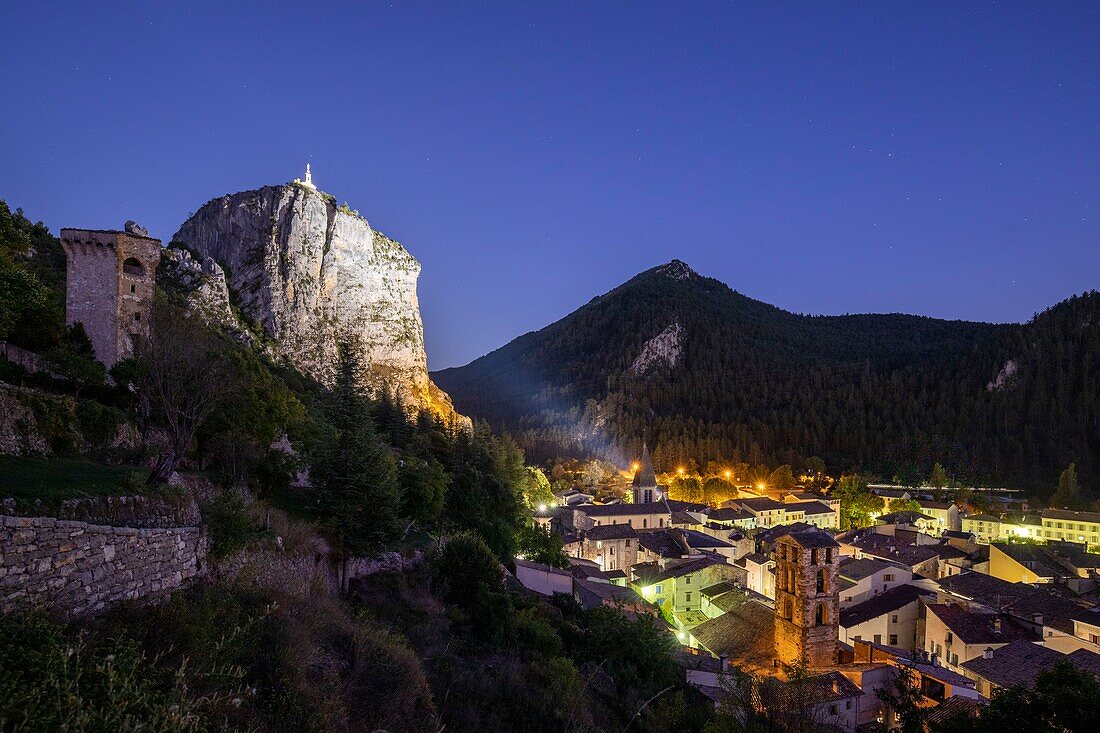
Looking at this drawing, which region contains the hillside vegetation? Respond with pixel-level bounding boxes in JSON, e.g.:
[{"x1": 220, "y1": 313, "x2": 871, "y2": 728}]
[
  {"x1": 0, "y1": 200, "x2": 715, "y2": 732},
  {"x1": 434, "y1": 261, "x2": 1099, "y2": 497}
]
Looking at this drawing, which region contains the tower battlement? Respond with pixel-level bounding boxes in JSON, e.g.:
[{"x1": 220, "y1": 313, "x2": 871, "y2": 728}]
[{"x1": 60, "y1": 226, "x2": 161, "y2": 367}]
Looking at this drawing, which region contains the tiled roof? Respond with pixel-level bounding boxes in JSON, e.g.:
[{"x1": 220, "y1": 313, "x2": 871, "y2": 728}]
[
  {"x1": 682, "y1": 529, "x2": 733, "y2": 549},
  {"x1": 1042, "y1": 508, "x2": 1100, "y2": 523},
  {"x1": 513, "y1": 558, "x2": 573, "y2": 577},
  {"x1": 775, "y1": 671, "x2": 864, "y2": 707},
  {"x1": 1002, "y1": 587, "x2": 1089, "y2": 634},
  {"x1": 755, "y1": 522, "x2": 816, "y2": 544},
  {"x1": 861, "y1": 542, "x2": 941, "y2": 568},
  {"x1": 937, "y1": 571, "x2": 1033, "y2": 607},
  {"x1": 700, "y1": 580, "x2": 738, "y2": 599},
  {"x1": 1072, "y1": 608, "x2": 1100, "y2": 628},
  {"x1": 630, "y1": 561, "x2": 661, "y2": 584},
  {"x1": 918, "y1": 500, "x2": 955, "y2": 510},
  {"x1": 709, "y1": 507, "x2": 754, "y2": 522},
  {"x1": 923, "y1": 696, "x2": 984, "y2": 725},
  {"x1": 638, "y1": 529, "x2": 689, "y2": 558},
  {"x1": 735, "y1": 498, "x2": 787, "y2": 512},
  {"x1": 574, "y1": 578, "x2": 646, "y2": 607},
  {"x1": 651, "y1": 556, "x2": 730, "y2": 581},
  {"x1": 898, "y1": 659, "x2": 976, "y2": 689},
  {"x1": 780, "y1": 527, "x2": 840, "y2": 549},
  {"x1": 641, "y1": 556, "x2": 727, "y2": 585},
  {"x1": 1051, "y1": 542, "x2": 1100, "y2": 569},
  {"x1": 578, "y1": 501, "x2": 669, "y2": 517},
  {"x1": 942, "y1": 530, "x2": 975, "y2": 540},
  {"x1": 674, "y1": 650, "x2": 725, "y2": 674},
  {"x1": 961, "y1": 640, "x2": 1065, "y2": 689},
  {"x1": 568, "y1": 561, "x2": 609, "y2": 582},
  {"x1": 992, "y1": 542, "x2": 1067, "y2": 578},
  {"x1": 926, "y1": 604, "x2": 1037, "y2": 645},
  {"x1": 585, "y1": 523, "x2": 638, "y2": 540},
  {"x1": 1066, "y1": 648, "x2": 1100, "y2": 676},
  {"x1": 838, "y1": 557, "x2": 897, "y2": 581},
  {"x1": 877, "y1": 510, "x2": 935, "y2": 524},
  {"x1": 840, "y1": 585, "x2": 932, "y2": 628},
  {"x1": 870, "y1": 488, "x2": 912, "y2": 499},
  {"x1": 799, "y1": 501, "x2": 835, "y2": 516},
  {"x1": 690, "y1": 599, "x2": 775, "y2": 667},
  {"x1": 672, "y1": 510, "x2": 701, "y2": 525},
  {"x1": 925, "y1": 544, "x2": 969, "y2": 560}
]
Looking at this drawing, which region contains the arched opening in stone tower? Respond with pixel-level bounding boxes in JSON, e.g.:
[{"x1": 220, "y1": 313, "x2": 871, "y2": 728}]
[
  {"x1": 815, "y1": 603, "x2": 826, "y2": 626},
  {"x1": 123, "y1": 257, "x2": 145, "y2": 276}
]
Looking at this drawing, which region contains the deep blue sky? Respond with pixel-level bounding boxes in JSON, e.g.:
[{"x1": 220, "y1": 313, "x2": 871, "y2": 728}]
[{"x1": 2, "y1": 2, "x2": 1097, "y2": 368}]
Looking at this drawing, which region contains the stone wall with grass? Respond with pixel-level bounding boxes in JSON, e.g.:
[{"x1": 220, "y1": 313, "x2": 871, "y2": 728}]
[{"x1": 0, "y1": 513, "x2": 207, "y2": 617}]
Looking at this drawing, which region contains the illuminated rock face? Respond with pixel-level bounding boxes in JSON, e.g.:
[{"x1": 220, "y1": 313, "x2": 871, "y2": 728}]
[{"x1": 173, "y1": 182, "x2": 462, "y2": 423}]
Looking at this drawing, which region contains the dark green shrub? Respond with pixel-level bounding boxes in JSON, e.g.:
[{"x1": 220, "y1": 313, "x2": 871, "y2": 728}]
[
  {"x1": 203, "y1": 493, "x2": 260, "y2": 560},
  {"x1": 75, "y1": 399, "x2": 125, "y2": 447}
]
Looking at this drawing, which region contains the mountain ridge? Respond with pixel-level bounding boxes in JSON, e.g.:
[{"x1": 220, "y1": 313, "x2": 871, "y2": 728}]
[{"x1": 433, "y1": 260, "x2": 1098, "y2": 495}]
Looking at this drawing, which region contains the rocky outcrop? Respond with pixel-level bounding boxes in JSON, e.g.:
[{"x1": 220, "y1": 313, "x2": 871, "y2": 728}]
[
  {"x1": 0, "y1": 383, "x2": 139, "y2": 457},
  {"x1": 172, "y1": 182, "x2": 462, "y2": 422},
  {"x1": 158, "y1": 246, "x2": 254, "y2": 345}
]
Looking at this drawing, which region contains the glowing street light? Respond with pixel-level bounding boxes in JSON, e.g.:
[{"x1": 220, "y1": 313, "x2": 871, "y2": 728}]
[
  {"x1": 537, "y1": 503, "x2": 548, "y2": 512},
  {"x1": 724, "y1": 470, "x2": 732, "y2": 480},
  {"x1": 757, "y1": 482, "x2": 766, "y2": 491},
  {"x1": 632, "y1": 462, "x2": 640, "y2": 472},
  {"x1": 677, "y1": 467, "x2": 685, "y2": 477}
]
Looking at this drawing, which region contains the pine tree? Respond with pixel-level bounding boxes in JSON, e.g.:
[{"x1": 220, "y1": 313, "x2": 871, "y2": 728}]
[
  {"x1": 929, "y1": 462, "x2": 948, "y2": 489},
  {"x1": 315, "y1": 340, "x2": 400, "y2": 589},
  {"x1": 1051, "y1": 463, "x2": 1081, "y2": 509},
  {"x1": 929, "y1": 462, "x2": 949, "y2": 501}
]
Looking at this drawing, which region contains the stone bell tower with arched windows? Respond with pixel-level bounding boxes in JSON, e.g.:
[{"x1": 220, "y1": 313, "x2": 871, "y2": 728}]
[
  {"x1": 60, "y1": 223, "x2": 161, "y2": 367},
  {"x1": 774, "y1": 527, "x2": 840, "y2": 669}
]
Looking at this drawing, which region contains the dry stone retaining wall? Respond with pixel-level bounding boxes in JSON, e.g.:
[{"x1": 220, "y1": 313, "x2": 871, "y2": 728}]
[{"x1": 0, "y1": 514, "x2": 206, "y2": 617}]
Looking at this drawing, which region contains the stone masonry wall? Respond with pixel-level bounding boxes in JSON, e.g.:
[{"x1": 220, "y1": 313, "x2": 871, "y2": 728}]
[
  {"x1": 0, "y1": 514, "x2": 206, "y2": 617},
  {"x1": 774, "y1": 535, "x2": 840, "y2": 669},
  {"x1": 60, "y1": 229, "x2": 161, "y2": 367}
]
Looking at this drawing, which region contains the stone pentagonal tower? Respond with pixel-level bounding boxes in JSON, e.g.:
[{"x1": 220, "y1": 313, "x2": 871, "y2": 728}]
[
  {"x1": 774, "y1": 527, "x2": 840, "y2": 669},
  {"x1": 60, "y1": 225, "x2": 161, "y2": 367}
]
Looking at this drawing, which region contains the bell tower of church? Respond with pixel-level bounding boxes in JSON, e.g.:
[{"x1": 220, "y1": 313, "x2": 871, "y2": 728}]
[{"x1": 774, "y1": 528, "x2": 840, "y2": 669}]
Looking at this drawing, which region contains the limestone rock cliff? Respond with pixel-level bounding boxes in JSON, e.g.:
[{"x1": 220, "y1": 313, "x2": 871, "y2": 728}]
[
  {"x1": 159, "y1": 246, "x2": 252, "y2": 345},
  {"x1": 172, "y1": 182, "x2": 461, "y2": 422}
]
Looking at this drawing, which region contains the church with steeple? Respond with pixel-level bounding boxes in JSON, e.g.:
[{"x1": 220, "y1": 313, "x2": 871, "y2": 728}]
[{"x1": 632, "y1": 444, "x2": 668, "y2": 504}]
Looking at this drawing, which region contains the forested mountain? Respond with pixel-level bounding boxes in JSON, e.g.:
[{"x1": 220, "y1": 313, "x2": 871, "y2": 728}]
[{"x1": 433, "y1": 261, "x2": 1099, "y2": 497}]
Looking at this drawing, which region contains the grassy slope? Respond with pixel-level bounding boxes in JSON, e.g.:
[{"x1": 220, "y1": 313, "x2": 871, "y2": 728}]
[{"x1": 0, "y1": 456, "x2": 143, "y2": 504}]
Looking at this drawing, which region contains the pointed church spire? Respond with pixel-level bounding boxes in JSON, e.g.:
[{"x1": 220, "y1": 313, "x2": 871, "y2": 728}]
[{"x1": 632, "y1": 442, "x2": 657, "y2": 488}]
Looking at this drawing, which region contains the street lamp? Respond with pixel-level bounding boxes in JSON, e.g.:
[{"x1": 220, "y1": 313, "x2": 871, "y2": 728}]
[{"x1": 678, "y1": 467, "x2": 685, "y2": 477}]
